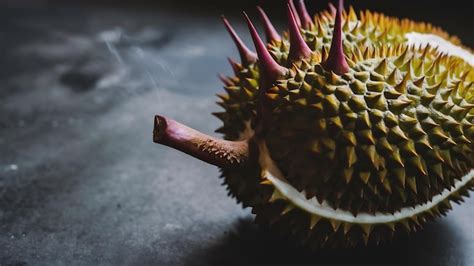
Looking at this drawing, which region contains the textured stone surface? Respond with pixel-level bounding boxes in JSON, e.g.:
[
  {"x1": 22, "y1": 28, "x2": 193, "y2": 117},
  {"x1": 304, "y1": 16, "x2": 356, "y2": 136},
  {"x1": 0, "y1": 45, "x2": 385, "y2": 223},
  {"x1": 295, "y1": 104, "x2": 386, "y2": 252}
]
[{"x1": 0, "y1": 2, "x2": 473, "y2": 265}]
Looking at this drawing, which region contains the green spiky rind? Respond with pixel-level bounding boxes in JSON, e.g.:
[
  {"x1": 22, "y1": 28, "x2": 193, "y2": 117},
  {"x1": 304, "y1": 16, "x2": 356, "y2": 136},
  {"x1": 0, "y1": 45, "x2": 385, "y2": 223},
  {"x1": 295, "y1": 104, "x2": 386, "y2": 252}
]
[
  {"x1": 215, "y1": 6, "x2": 473, "y2": 248},
  {"x1": 264, "y1": 44, "x2": 473, "y2": 214},
  {"x1": 269, "y1": 7, "x2": 462, "y2": 67},
  {"x1": 214, "y1": 61, "x2": 259, "y2": 140},
  {"x1": 221, "y1": 149, "x2": 473, "y2": 247},
  {"x1": 216, "y1": 8, "x2": 465, "y2": 143}
]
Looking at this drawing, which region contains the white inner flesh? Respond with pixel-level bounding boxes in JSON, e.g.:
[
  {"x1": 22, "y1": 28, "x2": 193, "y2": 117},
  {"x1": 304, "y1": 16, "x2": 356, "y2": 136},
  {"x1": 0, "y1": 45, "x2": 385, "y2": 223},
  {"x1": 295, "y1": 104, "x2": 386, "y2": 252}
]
[
  {"x1": 259, "y1": 142, "x2": 473, "y2": 224},
  {"x1": 405, "y1": 32, "x2": 474, "y2": 66}
]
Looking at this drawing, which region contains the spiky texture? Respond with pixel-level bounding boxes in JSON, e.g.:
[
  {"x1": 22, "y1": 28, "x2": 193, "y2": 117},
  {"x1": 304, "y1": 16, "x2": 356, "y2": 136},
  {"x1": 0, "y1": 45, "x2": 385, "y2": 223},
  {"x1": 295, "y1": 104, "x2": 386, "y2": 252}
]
[
  {"x1": 143, "y1": 1, "x2": 474, "y2": 249},
  {"x1": 213, "y1": 2, "x2": 474, "y2": 248},
  {"x1": 216, "y1": 6, "x2": 463, "y2": 139},
  {"x1": 265, "y1": 44, "x2": 474, "y2": 211}
]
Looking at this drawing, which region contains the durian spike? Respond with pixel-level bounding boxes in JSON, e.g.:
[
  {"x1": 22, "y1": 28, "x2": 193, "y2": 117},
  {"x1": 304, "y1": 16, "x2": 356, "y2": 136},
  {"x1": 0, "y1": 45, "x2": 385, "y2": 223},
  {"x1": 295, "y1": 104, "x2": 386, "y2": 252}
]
[
  {"x1": 227, "y1": 57, "x2": 241, "y2": 75},
  {"x1": 296, "y1": 0, "x2": 314, "y2": 29},
  {"x1": 153, "y1": 115, "x2": 253, "y2": 168},
  {"x1": 323, "y1": 0, "x2": 349, "y2": 75},
  {"x1": 287, "y1": 3, "x2": 313, "y2": 63},
  {"x1": 256, "y1": 6, "x2": 282, "y2": 43},
  {"x1": 244, "y1": 12, "x2": 288, "y2": 89},
  {"x1": 328, "y1": 2, "x2": 337, "y2": 17},
  {"x1": 221, "y1": 15, "x2": 258, "y2": 65},
  {"x1": 218, "y1": 74, "x2": 233, "y2": 86},
  {"x1": 288, "y1": 0, "x2": 301, "y2": 27}
]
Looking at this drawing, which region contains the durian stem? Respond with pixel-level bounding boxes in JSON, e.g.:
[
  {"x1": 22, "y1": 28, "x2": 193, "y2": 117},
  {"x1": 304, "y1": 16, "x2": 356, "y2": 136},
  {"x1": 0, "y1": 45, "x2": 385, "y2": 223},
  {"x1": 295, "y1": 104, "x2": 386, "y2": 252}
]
[{"x1": 153, "y1": 115, "x2": 254, "y2": 168}]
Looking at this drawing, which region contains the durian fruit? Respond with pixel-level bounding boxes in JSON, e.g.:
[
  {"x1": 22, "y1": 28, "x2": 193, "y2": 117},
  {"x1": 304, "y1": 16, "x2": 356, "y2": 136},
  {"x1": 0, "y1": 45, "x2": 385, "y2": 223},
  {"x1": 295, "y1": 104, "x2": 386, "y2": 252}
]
[{"x1": 153, "y1": 0, "x2": 474, "y2": 248}]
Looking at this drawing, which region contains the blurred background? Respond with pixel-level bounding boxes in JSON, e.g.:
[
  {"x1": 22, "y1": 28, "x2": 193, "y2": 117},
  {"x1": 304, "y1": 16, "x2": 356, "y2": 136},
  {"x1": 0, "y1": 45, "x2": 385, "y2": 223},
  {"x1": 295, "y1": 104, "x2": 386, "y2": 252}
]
[
  {"x1": 3, "y1": 0, "x2": 473, "y2": 44},
  {"x1": 0, "y1": 0, "x2": 473, "y2": 265}
]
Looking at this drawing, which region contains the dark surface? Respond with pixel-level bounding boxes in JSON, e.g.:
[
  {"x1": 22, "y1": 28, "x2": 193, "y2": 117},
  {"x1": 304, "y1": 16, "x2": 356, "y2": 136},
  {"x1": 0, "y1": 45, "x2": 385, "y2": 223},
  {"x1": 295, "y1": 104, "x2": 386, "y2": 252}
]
[{"x1": 0, "y1": 1, "x2": 473, "y2": 265}]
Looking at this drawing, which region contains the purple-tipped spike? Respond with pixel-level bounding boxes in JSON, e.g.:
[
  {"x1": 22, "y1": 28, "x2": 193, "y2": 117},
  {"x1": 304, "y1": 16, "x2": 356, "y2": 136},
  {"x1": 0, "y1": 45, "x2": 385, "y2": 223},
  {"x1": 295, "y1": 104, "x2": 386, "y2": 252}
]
[
  {"x1": 323, "y1": 0, "x2": 349, "y2": 75},
  {"x1": 328, "y1": 3, "x2": 337, "y2": 17},
  {"x1": 221, "y1": 16, "x2": 257, "y2": 65},
  {"x1": 287, "y1": 4, "x2": 313, "y2": 63},
  {"x1": 296, "y1": 0, "x2": 314, "y2": 29},
  {"x1": 288, "y1": 0, "x2": 301, "y2": 27},
  {"x1": 243, "y1": 12, "x2": 287, "y2": 89},
  {"x1": 256, "y1": 6, "x2": 282, "y2": 43}
]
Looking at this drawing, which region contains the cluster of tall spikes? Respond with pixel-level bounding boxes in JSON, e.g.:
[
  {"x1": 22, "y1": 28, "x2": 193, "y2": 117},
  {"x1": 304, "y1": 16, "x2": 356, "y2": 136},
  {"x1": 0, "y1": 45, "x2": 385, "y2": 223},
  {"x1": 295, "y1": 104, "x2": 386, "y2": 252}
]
[{"x1": 221, "y1": 0, "x2": 350, "y2": 90}]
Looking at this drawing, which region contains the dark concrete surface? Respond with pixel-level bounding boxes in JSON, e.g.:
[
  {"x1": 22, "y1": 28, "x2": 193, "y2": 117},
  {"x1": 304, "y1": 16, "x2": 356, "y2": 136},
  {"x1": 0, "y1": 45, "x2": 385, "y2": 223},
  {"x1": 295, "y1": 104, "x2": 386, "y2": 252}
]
[{"x1": 0, "y1": 1, "x2": 473, "y2": 265}]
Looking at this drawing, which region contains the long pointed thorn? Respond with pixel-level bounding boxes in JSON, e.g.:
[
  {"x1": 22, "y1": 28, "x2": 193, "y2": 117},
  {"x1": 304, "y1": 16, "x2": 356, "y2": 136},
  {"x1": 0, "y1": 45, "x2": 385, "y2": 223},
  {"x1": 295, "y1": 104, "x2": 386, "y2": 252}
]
[
  {"x1": 221, "y1": 15, "x2": 257, "y2": 65},
  {"x1": 328, "y1": 3, "x2": 337, "y2": 17},
  {"x1": 323, "y1": 0, "x2": 349, "y2": 75},
  {"x1": 288, "y1": 0, "x2": 301, "y2": 27},
  {"x1": 296, "y1": 0, "x2": 314, "y2": 29},
  {"x1": 287, "y1": 3, "x2": 313, "y2": 63},
  {"x1": 340, "y1": 0, "x2": 346, "y2": 13},
  {"x1": 243, "y1": 12, "x2": 287, "y2": 89},
  {"x1": 256, "y1": 6, "x2": 282, "y2": 43}
]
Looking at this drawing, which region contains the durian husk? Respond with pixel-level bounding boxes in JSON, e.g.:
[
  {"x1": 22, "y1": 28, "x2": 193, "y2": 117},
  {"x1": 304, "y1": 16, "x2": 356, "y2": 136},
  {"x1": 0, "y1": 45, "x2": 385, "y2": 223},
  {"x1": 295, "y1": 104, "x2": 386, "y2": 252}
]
[
  {"x1": 216, "y1": 7, "x2": 473, "y2": 247},
  {"x1": 265, "y1": 44, "x2": 473, "y2": 214}
]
